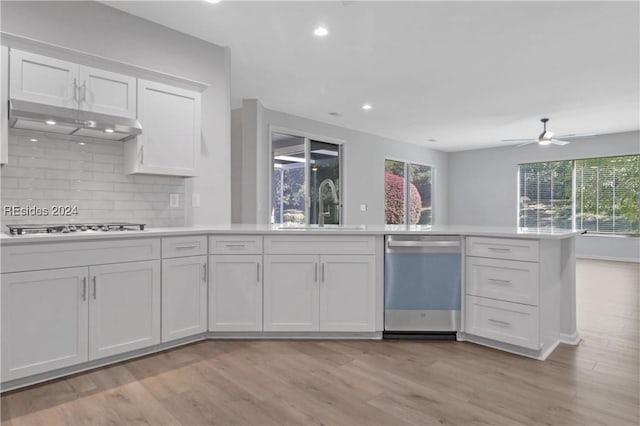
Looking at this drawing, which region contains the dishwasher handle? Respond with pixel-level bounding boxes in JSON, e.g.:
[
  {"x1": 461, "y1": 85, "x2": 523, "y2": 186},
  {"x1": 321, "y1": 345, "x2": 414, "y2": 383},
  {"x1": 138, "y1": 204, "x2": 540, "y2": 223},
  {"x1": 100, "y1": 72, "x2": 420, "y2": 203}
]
[{"x1": 387, "y1": 240, "x2": 460, "y2": 248}]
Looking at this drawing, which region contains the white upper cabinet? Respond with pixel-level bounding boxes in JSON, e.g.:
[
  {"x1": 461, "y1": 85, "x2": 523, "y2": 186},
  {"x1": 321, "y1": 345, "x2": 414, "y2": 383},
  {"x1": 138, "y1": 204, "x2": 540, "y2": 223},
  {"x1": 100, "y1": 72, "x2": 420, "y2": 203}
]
[
  {"x1": 8, "y1": 49, "x2": 203, "y2": 177},
  {"x1": 9, "y1": 49, "x2": 78, "y2": 108},
  {"x1": 78, "y1": 65, "x2": 136, "y2": 118},
  {"x1": 1, "y1": 45, "x2": 8, "y2": 165},
  {"x1": 9, "y1": 49, "x2": 137, "y2": 117},
  {"x1": 125, "y1": 79, "x2": 200, "y2": 177}
]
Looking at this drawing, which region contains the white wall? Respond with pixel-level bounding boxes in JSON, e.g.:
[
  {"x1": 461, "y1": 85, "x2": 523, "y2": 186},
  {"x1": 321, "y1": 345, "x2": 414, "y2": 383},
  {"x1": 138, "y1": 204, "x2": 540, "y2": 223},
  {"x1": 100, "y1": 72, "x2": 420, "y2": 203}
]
[
  {"x1": 449, "y1": 131, "x2": 640, "y2": 261},
  {"x1": 232, "y1": 102, "x2": 449, "y2": 226},
  {"x1": 0, "y1": 0, "x2": 231, "y2": 225}
]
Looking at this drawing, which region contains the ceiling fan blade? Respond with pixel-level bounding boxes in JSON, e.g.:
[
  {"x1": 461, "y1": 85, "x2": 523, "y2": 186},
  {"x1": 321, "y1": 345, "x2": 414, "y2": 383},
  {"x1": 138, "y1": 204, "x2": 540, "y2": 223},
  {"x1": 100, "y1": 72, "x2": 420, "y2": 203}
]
[
  {"x1": 554, "y1": 133, "x2": 597, "y2": 139},
  {"x1": 550, "y1": 139, "x2": 570, "y2": 146},
  {"x1": 516, "y1": 140, "x2": 538, "y2": 147},
  {"x1": 502, "y1": 138, "x2": 536, "y2": 143}
]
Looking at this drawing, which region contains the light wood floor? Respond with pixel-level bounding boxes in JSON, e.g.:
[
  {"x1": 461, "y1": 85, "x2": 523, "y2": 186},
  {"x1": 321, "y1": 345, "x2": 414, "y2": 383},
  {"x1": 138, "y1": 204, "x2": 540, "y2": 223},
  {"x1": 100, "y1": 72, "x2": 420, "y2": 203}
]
[{"x1": 2, "y1": 259, "x2": 638, "y2": 426}]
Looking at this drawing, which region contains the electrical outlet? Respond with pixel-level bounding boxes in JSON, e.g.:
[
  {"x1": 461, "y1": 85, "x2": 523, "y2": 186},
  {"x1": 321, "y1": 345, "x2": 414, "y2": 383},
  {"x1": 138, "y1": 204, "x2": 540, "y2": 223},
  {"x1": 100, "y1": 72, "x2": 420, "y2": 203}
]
[
  {"x1": 360, "y1": 204, "x2": 367, "y2": 212},
  {"x1": 169, "y1": 193, "x2": 180, "y2": 208},
  {"x1": 191, "y1": 193, "x2": 201, "y2": 208}
]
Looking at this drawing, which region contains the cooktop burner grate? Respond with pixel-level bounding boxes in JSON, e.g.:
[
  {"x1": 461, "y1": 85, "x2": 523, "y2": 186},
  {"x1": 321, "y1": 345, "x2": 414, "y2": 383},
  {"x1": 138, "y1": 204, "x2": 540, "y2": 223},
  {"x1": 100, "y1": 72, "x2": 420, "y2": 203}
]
[{"x1": 6, "y1": 223, "x2": 146, "y2": 236}]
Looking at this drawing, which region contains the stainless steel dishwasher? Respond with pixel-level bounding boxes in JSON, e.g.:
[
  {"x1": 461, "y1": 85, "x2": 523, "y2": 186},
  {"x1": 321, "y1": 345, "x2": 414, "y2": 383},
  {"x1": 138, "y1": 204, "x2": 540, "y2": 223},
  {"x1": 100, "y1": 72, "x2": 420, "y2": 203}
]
[{"x1": 384, "y1": 235, "x2": 461, "y2": 339}]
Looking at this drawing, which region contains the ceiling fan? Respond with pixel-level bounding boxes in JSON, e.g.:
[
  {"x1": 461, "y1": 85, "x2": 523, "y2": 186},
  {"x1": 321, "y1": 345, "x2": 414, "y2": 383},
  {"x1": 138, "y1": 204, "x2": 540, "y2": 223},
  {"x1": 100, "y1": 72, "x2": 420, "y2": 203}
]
[{"x1": 502, "y1": 118, "x2": 596, "y2": 147}]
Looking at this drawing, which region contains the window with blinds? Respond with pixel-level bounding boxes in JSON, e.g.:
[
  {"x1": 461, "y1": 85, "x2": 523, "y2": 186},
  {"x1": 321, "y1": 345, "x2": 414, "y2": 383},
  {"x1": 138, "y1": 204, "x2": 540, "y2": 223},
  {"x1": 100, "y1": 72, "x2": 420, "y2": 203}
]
[
  {"x1": 576, "y1": 156, "x2": 639, "y2": 234},
  {"x1": 518, "y1": 155, "x2": 639, "y2": 235},
  {"x1": 518, "y1": 161, "x2": 573, "y2": 231}
]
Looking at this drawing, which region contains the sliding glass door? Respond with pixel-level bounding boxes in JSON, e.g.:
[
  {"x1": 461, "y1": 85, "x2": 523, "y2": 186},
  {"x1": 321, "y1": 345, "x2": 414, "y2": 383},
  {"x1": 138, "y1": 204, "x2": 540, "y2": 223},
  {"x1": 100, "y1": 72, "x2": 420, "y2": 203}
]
[{"x1": 271, "y1": 132, "x2": 342, "y2": 225}]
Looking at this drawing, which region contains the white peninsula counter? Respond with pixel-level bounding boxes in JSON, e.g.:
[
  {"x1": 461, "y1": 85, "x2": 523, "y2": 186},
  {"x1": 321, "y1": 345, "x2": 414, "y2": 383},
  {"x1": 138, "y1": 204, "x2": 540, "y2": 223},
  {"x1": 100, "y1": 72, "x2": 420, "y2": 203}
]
[{"x1": 0, "y1": 225, "x2": 581, "y2": 391}]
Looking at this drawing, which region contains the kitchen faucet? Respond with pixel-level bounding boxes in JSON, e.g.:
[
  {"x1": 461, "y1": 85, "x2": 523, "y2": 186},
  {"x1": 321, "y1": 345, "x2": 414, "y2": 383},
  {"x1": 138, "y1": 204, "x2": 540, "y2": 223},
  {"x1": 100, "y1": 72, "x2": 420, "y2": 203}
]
[{"x1": 318, "y1": 178, "x2": 338, "y2": 227}]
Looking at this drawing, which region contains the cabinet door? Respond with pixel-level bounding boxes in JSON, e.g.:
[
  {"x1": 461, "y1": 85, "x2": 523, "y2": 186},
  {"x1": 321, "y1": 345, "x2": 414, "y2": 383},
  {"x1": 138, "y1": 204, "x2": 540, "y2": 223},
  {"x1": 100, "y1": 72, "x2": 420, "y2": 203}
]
[
  {"x1": 1, "y1": 268, "x2": 89, "y2": 381},
  {"x1": 319, "y1": 255, "x2": 376, "y2": 332},
  {"x1": 130, "y1": 79, "x2": 200, "y2": 176},
  {"x1": 161, "y1": 256, "x2": 207, "y2": 342},
  {"x1": 89, "y1": 260, "x2": 160, "y2": 360},
  {"x1": 78, "y1": 66, "x2": 136, "y2": 118},
  {"x1": 9, "y1": 49, "x2": 78, "y2": 108},
  {"x1": 263, "y1": 255, "x2": 319, "y2": 331},
  {"x1": 209, "y1": 254, "x2": 262, "y2": 332},
  {"x1": 1, "y1": 45, "x2": 8, "y2": 165}
]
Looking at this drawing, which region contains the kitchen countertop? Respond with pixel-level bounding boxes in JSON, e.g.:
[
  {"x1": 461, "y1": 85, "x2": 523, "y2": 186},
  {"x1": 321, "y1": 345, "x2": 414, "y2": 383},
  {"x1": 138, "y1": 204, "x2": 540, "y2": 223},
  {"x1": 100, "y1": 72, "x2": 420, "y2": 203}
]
[{"x1": 0, "y1": 224, "x2": 584, "y2": 245}]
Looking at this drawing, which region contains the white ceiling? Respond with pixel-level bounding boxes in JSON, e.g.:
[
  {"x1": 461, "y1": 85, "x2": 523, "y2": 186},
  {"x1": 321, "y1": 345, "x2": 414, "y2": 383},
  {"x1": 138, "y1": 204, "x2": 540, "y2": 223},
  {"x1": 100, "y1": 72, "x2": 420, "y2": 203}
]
[{"x1": 106, "y1": 1, "x2": 639, "y2": 152}]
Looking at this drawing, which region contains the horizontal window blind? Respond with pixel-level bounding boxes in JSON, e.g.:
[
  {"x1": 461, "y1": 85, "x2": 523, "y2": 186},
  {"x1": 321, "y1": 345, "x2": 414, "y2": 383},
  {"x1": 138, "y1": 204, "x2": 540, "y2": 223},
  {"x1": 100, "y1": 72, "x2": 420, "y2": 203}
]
[
  {"x1": 576, "y1": 156, "x2": 639, "y2": 234},
  {"x1": 519, "y1": 161, "x2": 573, "y2": 231},
  {"x1": 518, "y1": 155, "x2": 639, "y2": 235}
]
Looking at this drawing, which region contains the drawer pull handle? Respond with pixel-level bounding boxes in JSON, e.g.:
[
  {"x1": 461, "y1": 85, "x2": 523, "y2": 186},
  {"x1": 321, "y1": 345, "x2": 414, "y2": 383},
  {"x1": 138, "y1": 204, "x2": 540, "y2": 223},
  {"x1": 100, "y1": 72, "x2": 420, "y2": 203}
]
[
  {"x1": 176, "y1": 244, "x2": 198, "y2": 250},
  {"x1": 225, "y1": 244, "x2": 246, "y2": 248},
  {"x1": 488, "y1": 318, "x2": 511, "y2": 327},
  {"x1": 488, "y1": 278, "x2": 511, "y2": 285},
  {"x1": 488, "y1": 247, "x2": 511, "y2": 252}
]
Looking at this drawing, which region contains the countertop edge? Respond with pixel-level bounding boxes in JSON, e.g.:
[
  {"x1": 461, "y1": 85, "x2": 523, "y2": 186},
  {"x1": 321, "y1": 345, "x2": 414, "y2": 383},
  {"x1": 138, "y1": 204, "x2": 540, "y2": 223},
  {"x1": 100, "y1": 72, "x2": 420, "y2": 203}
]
[{"x1": 0, "y1": 226, "x2": 584, "y2": 245}]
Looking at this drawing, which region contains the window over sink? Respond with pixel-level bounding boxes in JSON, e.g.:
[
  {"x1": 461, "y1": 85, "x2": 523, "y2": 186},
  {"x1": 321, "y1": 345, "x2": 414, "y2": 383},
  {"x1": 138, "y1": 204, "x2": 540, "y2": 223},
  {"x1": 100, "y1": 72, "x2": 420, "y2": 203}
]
[{"x1": 270, "y1": 131, "x2": 343, "y2": 226}]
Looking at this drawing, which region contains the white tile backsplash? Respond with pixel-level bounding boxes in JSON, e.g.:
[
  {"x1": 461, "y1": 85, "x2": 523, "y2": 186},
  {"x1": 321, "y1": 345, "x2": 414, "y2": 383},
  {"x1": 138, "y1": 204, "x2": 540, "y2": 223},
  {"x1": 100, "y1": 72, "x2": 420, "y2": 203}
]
[{"x1": 1, "y1": 133, "x2": 185, "y2": 227}]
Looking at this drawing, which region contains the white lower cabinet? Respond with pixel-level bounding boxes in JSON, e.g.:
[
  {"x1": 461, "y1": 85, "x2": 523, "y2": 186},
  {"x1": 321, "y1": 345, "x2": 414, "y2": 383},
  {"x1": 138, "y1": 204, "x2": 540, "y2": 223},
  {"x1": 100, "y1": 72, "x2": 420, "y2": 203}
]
[
  {"x1": 320, "y1": 255, "x2": 376, "y2": 332},
  {"x1": 89, "y1": 260, "x2": 161, "y2": 360},
  {"x1": 264, "y1": 254, "x2": 376, "y2": 332},
  {"x1": 162, "y1": 256, "x2": 207, "y2": 342},
  {"x1": 465, "y1": 295, "x2": 539, "y2": 350},
  {"x1": 209, "y1": 255, "x2": 263, "y2": 331},
  {"x1": 464, "y1": 236, "x2": 551, "y2": 354},
  {"x1": 1, "y1": 268, "x2": 89, "y2": 381},
  {"x1": 264, "y1": 255, "x2": 319, "y2": 331}
]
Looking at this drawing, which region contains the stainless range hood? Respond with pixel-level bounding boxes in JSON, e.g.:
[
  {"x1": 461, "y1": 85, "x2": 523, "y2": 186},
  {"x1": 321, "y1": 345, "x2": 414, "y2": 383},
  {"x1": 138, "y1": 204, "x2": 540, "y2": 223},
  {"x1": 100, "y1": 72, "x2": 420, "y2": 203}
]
[{"x1": 8, "y1": 99, "x2": 142, "y2": 142}]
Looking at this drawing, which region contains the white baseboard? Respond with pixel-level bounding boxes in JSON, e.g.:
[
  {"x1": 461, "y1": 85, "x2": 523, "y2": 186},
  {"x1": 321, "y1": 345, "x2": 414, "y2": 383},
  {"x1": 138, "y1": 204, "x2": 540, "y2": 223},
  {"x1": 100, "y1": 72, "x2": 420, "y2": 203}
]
[{"x1": 559, "y1": 332, "x2": 581, "y2": 345}]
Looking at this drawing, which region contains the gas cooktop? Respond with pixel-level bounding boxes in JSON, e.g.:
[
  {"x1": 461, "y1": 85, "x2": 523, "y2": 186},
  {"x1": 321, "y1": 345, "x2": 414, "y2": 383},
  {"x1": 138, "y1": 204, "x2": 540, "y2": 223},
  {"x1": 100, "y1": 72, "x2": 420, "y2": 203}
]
[{"x1": 6, "y1": 223, "x2": 146, "y2": 236}]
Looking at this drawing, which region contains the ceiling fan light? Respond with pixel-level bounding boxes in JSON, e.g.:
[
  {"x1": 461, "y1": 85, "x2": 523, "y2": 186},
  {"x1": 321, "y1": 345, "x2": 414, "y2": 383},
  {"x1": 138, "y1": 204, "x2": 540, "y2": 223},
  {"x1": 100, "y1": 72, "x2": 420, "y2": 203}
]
[{"x1": 539, "y1": 130, "x2": 554, "y2": 141}]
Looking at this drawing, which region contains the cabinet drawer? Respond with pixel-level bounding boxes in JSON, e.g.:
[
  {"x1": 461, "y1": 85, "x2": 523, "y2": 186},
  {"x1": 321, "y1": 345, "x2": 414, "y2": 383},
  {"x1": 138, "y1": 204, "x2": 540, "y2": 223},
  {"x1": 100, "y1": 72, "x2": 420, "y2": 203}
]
[
  {"x1": 2, "y1": 238, "x2": 160, "y2": 273},
  {"x1": 465, "y1": 295, "x2": 539, "y2": 350},
  {"x1": 162, "y1": 236, "x2": 207, "y2": 258},
  {"x1": 466, "y1": 257, "x2": 539, "y2": 305},
  {"x1": 466, "y1": 237, "x2": 539, "y2": 262},
  {"x1": 209, "y1": 235, "x2": 263, "y2": 255},
  {"x1": 264, "y1": 235, "x2": 376, "y2": 255}
]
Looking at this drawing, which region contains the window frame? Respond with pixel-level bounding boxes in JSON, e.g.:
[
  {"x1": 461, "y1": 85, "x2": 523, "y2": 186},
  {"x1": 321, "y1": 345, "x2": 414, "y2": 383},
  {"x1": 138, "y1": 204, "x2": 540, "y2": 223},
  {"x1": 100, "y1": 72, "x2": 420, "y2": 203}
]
[
  {"x1": 517, "y1": 154, "x2": 640, "y2": 236},
  {"x1": 384, "y1": 157, "x2": 435, "y2": 225},
  {"x1": 268, "y1": 125, "x2": 345, "y2": 225}
]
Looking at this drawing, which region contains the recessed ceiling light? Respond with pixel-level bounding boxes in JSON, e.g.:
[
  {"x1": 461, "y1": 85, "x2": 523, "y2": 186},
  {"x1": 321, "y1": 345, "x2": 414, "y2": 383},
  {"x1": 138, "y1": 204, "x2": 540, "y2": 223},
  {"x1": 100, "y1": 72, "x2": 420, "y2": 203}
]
[
  {"x1": 204, "y1": 0, "x2": 221, "y2": 4},
  {"x1": 328, "y1": 112, "x2": 342, "y2": 117},
  {"x1": 427, "y1": 138, "x2": 438, "y2": 142},
  {"x1": 29, "y1": 138, "x2": 38, "y2": 142},
  {"x1": 314, "y1": 26, "x2": 329, "y2": 37},
  {"x1": 104, "y1": 128, "x2": 114, "y2": 133},
  {"x1": 362, "y1": 104, "x2": 372, "y2": 111},
  {"x1": 45, "y1": 120, "x2": 56, "y2": 125},
  {"x1": 78, "y1": 142, "x2": 86, "y2": 146}
]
